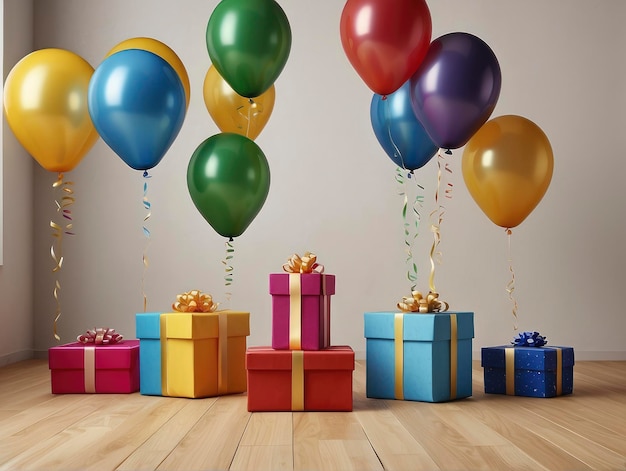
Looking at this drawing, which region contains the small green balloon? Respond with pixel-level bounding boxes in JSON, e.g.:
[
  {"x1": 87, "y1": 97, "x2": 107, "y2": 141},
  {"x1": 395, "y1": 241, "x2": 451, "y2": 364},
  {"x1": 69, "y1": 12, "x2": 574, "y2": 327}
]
[
  {"x1": 206, "y1": 0, "x2": 291, "y2": 98},
  {"x1": 187, "y1": 133, "x2": 271, "y2": 238}
]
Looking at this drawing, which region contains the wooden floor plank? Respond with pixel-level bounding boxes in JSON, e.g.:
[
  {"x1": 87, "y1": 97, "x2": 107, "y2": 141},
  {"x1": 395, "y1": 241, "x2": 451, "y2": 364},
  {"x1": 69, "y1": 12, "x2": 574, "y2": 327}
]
[
  {"x1": 1, "y1": 359, "x2": 625, "y2": 471},
  {"x1": 116, "y1": 398, "x2": 218, "y2": 471},
  {"x1": 155, "y1": 393, "x2": 250, "y2": 471}
]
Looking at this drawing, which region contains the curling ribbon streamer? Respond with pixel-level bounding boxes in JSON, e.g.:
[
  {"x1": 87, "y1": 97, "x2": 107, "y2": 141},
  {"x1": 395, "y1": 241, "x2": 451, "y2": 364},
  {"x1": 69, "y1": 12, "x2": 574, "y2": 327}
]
[
  {"x1": 291, "y1": 350, "x2": 305, "y2": 410},
  {"x1": 237, "y1": 98, "x2": 261, "y2": 138},
  {"x1": 395, "y1": 167, "x2": 424, "y2": 290},
  {"x1": 505, "y1": 228, "x2": 519, "y2": 331},
  {"x1": 428, "y1": 150, "x2": 453, "y2": 293},
  {"x1": 223, "y1": 239, "x2": 235, "y2": 307},
  {"x1": 142, "y1": 171, "x2": 152, "y2": 312},
  {"x1": 50, "y1": 172, "x2": 75, "y2": 340}
]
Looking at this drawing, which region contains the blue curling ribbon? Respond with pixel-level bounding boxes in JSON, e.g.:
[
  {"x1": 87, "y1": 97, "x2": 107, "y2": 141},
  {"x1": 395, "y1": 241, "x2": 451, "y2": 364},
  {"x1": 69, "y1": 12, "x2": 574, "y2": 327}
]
[{"x1": 512, "y1": 331, "x2": 547, "y2": 347}]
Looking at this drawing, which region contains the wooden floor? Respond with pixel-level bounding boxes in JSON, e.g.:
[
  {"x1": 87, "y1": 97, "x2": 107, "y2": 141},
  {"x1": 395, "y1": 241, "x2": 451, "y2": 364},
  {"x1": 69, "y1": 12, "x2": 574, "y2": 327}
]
[{"x1": 1, "y1": 360, "x2": 625, "y2": 471}]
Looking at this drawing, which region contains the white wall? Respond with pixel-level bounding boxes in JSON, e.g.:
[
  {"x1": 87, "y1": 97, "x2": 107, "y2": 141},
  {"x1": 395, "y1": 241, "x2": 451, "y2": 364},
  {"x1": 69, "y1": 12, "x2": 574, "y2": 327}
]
[
  {"x1": 24, "y1": 0, "x2": 626, "y2": 359},
  {"x1": 0, "y1": 0, "x2": 34, "y2": 366}
]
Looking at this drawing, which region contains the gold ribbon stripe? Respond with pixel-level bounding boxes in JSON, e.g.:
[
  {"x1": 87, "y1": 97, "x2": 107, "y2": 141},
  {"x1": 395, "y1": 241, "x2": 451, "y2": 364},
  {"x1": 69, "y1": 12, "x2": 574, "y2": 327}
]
[
  {"x1": 218, "y1": 312, "x2": 228, "y2": 395},
  {"x1": 84, "y1": 346, "x2": 96, "y2": 393},
  {"x1": 449, "y1": 314, "x2": 457, "y2": 400},
  {"x1": 556, "y1": 348, "x2": 562, "y2": 396},
  {"x1": 291, "y1": 350, "x2": 304, "y2": 410},
  {"x1": 289, "y1": 274, "x2": 302, "y2": 350},
  {"x1": 160, "y1": 314, "x2": 168, "y2": 395},
  {"x1": 394, "y1": 314, "x2": 404, "y2": 400}
]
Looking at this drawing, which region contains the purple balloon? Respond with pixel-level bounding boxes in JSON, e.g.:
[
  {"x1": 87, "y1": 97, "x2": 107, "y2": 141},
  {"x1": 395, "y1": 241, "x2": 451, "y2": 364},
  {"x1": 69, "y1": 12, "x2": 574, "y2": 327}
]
[{"x1": 409, "y1": 32, "x2": 502, "y2": 150}]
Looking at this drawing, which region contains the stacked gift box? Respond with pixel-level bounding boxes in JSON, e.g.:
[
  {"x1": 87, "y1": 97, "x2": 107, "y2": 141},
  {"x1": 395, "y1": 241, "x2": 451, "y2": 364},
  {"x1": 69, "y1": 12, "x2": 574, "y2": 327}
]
[
  {"x1": 364, "y1": 291, "x2": 475, "y2": 403},
  {"x1": 481, "y1": 331, "x2": 574, "y2": 398},
  {"x1": 245, "y1": 253, "x2": 355, "y2": 412},
  {"x1": 135, "y1": 290, "x2": 250, "y2": 398}
]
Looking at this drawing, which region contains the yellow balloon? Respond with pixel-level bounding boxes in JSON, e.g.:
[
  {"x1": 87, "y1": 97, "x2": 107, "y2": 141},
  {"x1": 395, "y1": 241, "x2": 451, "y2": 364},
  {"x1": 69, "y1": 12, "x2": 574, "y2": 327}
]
[
  {"x1": 203, "y1": 65, "x2": 275, "y2": 140},
  {"x1": 106, "y1": 37, "x2": 190, "y2": 110},
  {"x1": 462, "y1": 115, "x2": 554, "y2": 229},
  {"x1": 3, "y1": 48, "x2": 100, "y2": 173}
]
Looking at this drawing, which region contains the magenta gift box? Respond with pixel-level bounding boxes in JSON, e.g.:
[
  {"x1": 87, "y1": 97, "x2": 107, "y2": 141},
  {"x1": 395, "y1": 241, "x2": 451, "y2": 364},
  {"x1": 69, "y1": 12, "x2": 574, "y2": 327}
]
[
  {"x1": 48, "y1": 340, "x2": 140, "y2": 394},
  {"x1": 269, "y1": 273, "x2": 335, "y2": 350}
]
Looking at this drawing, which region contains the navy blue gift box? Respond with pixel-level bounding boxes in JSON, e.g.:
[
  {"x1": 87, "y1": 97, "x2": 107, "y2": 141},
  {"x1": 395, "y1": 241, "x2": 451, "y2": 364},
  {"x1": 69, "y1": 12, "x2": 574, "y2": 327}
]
[{"x1": 481, "y1": 345, "x2": 574, "y2": 398}]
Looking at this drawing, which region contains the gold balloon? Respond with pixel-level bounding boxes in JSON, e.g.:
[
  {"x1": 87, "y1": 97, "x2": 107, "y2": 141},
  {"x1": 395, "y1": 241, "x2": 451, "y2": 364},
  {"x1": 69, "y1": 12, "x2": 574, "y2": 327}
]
[
  {"x1": 106, "y1": 37, "x2": 190, "y2": 109},
  {"x1": 3, "y1": 48, "x2": 100, "y2": 173},
  {"x1": 462, "y1": 115, "x2": 554, "y2": 228},
  {"x1": 203, "y1": 65, "x2": 275, "y2": 140}
]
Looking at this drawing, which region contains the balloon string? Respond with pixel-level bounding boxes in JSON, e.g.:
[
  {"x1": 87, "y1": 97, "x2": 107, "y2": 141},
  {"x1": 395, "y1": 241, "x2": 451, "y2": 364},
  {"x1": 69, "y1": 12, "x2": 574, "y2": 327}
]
[
  {"x1": 237, "y1": 98, "x2": 260, "y2": 139},
  {"x1": 396, "y1": 168, "x2": 424, "y2": 290},
  {"x1": 50, "y1": 172, "x2": 75, "y2": 341},
  {"x1": 505, "y1": 228, "x2": 519, "y2": 331},
  {"x1": 142, "y1": 171, "x2": 152, "y2": 312},
  {"x1": 222, "y1": 238, "x2": 235, "y2": 308},
  {"x1": 428, "y1": 150, "x2": 453, "y2": 293}
]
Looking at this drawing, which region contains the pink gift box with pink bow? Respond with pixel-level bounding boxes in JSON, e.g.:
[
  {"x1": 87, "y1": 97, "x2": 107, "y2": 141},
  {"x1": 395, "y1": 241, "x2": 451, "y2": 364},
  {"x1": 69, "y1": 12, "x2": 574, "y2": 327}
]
[{"x1": 48, "y1": 337, "x2": 139, "y2": 394}]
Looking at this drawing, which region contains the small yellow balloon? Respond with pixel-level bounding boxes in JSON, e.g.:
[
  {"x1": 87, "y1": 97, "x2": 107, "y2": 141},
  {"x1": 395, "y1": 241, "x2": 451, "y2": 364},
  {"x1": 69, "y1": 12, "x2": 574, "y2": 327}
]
[
  {"x1": 462, "y1": 115, "x2": 554, "y2": 229},
  {"x1": 203, "y1": 65, "x2": 275, "y2": 140},
  {"x1": 106, "y1": 37, "x2": 190, "y2": 110},
  {"x1": 3, "y1": 48, "x2": 100, "y2": 173}
]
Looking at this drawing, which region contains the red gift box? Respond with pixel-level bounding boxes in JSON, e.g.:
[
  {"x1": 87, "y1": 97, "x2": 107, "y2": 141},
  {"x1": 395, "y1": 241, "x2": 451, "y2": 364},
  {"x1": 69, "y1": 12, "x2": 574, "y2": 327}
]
[
  {"x1": 269, "y1": 273, "x2": 335, "y2": 350},
  {"x1": 49, "y1": 340, "x2": 140, "y2": 394},
  {"x1": 246, "y1": 345, "x2": 354, "y2": 412}
]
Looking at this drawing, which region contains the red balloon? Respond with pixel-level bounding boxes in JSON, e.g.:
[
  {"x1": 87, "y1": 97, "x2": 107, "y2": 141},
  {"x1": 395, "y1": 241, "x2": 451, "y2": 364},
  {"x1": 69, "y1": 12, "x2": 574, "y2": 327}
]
[{"x1": 340, "y1": 0, "x2": 432, "y2": 96}]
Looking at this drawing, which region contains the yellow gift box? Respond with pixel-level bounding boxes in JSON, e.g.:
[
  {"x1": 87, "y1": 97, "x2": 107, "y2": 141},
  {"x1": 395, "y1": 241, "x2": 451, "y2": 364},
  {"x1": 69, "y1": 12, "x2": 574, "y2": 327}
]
[{"x1": 161, "y1": 310, "x2": 249, "y2": 398}]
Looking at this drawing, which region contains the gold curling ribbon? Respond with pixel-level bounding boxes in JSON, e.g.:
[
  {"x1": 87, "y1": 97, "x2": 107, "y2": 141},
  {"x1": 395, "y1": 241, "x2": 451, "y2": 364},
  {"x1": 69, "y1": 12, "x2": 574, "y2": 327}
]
[
  {"x1": 449, "y1": 314, "x2": 458, "y2": 400},
  {"x1": 394, "y1": 314, "x2": 404, "y2": 400},
  {"x1": 505, "y1": 347, "x2": 515, "y2": 395},
  {"x1": 84, "y1": 346, "x2": 96, "y2": 393},
  {"x1": 282, "y1": 252, "x2": 324, "y2": 274},
  {"x1": 218, "y1": 312, "x2": 228, "y2": 395},
  {"x1": 289, "y1": 274, "x2": 302, "y2": 350},
  {"x1": 237, "y1": 98, "x2": 262, "y2": 138},
  {"x1": 50, "y1": 172, "x2": 75, "y2": 341},
  {"x1": 505, "y1": 228, "x2": 519, "y2": 331},
  {"x1": 556, "y1": 347, "x2": 563, "y2": 396},
  {"x1": 172, "y1": 290, "x2": 219, "y2": 313},
  {"x1": 428, "y1": 150, "x2": 453, "y2": 294},
  {"x1": 291, "y1": 350, "x2": 304, "y2": 411},
  {"x1": 397, "y1": 290, "x2": 449, "y2": 313}
]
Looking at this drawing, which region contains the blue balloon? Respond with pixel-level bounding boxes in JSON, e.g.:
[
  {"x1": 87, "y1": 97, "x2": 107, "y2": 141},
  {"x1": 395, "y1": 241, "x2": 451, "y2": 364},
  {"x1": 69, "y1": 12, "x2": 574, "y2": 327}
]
[
  {"x1": 370, "y1": 81, "x2": 437, "y2": 171},
  {"x1": 88, "y1": 49, "x2": 186, "y2": 171}
]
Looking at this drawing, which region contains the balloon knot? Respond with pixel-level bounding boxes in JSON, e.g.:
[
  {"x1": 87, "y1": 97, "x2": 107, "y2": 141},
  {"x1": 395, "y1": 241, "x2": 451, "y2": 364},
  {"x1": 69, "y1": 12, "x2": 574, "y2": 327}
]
[
  {"x1": 381, "y1": 95, "x2": 388, "y2": 101},
  {"x1": 445, "y1": 149, "x2": 452, "y2": 155},
  {"x1": 229, "y1": 237, "x2": 234, "y2": 242},
  {"x1": 143, "y1": 170, "x2": 149, "y2": 178}
]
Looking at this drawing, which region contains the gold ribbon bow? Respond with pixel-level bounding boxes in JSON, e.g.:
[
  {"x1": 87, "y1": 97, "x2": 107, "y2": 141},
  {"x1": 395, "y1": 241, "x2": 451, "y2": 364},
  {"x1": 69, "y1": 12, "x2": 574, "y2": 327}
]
[
  {"x1": 282, "y1": 252, "x2": 324, "y2": 274},
  {"x1": 397, "y1": 291, "x2": 449, "y2": 313},
  {"x1": 172, "y1": 290, "x2": 219, "y2": 313},
  {"x1": 77, "y1": 328, "x2": 123, "y2": 345}
]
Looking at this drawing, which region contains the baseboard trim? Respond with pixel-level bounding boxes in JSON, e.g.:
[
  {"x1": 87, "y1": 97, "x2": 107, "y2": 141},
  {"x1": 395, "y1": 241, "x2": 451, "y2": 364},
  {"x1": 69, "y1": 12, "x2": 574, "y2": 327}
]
[{"x1": 0, "y1": 349, "x2": 34, "y2": 367}]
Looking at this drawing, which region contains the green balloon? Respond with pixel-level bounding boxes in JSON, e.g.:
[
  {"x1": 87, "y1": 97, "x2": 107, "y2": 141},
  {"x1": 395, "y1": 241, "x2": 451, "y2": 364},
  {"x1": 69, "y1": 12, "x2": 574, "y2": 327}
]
[
  {"x1": 187, "y1": 133, "x2": 271, "y2": 238},
  {"x1": 206, "y1": 0, "x2": 291, "y2": 98}
]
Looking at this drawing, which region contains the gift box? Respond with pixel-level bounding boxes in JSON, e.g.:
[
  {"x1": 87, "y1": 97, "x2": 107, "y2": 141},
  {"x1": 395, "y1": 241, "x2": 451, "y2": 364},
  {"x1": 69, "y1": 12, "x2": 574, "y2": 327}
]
[
  {"x1": 135, "y1": 310, "x2": 249, "y2": 398},
  {"x1": 364, "y1": 311, "x2": 474, "y2": 402},
  {"x1": 49, "y1": 340, "x2": 139, "y2": 394},
  {"x1": 481, "y1": 345, "x2": 575, "y2": 397},
  {"x1": 136, "y1": 312, "x2": 163, "y2": 396},
  {"x1": 269, "y1": 272, "x2": 335, "y2": 350},
  {"x1": 246, "y1": 345, "x2": 354, "y2": 412}
]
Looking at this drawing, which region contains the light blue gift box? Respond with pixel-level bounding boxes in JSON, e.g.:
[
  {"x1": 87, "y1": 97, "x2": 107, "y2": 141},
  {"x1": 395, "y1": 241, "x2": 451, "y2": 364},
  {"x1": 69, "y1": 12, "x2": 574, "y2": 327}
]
[
  {"x1": 136, "y1": 312, "x2": 163, "y2": 396},
  {"x1": 364, "y1": 311, "x2": 474, "y2": 402}
]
